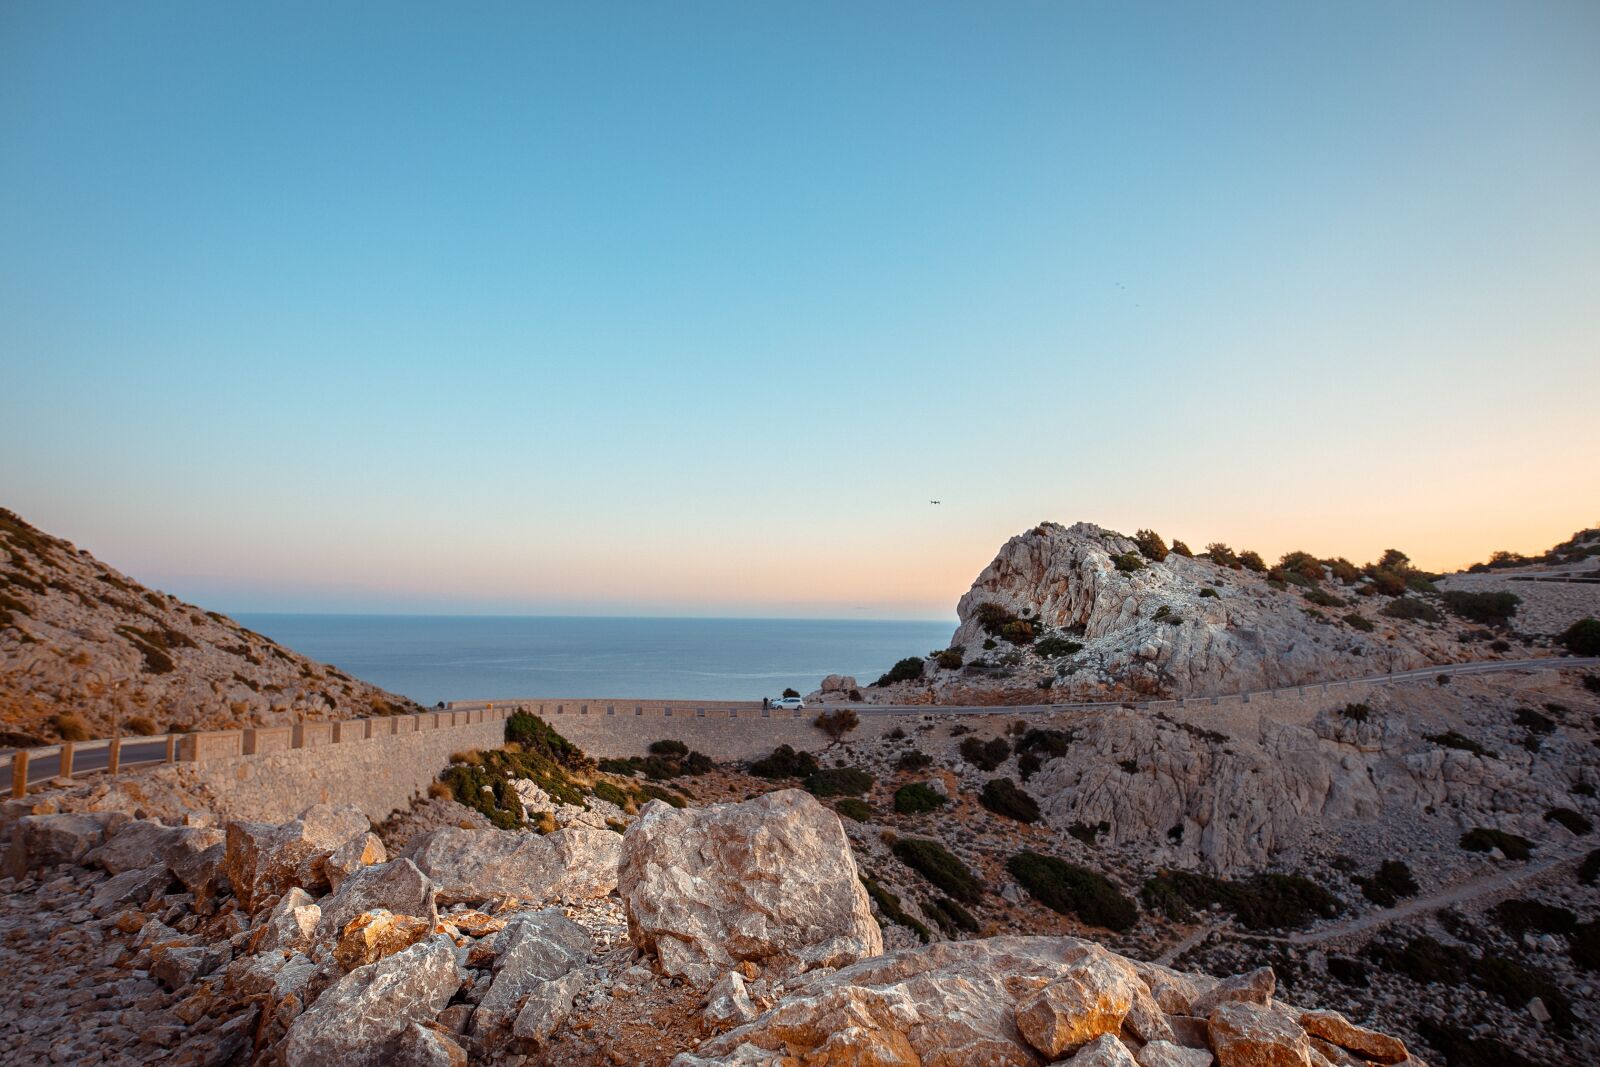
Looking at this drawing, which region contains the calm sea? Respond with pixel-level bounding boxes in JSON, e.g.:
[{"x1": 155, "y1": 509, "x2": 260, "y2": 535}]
[{"x1": 234, "y1": 615, "x2": 953, "y2": 707}]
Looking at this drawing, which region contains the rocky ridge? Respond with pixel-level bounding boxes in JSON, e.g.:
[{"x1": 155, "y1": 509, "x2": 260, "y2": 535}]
[
  {"x1": 827, "y1": 521, "x2": 1554, "y2": 707},
  {"x1": 0, "y1": 507, "x2": 423, "y2": 743}
]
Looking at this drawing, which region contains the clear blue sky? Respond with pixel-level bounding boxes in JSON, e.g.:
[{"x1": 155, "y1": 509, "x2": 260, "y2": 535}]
[{"x1": 2, "y1": 2, "x2": 1597, "y2": 618}]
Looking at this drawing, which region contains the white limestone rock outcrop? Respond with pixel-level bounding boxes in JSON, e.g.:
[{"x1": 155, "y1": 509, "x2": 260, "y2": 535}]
[
  {"x1": 401, "y1": 824, "x2": 620, "y2": 905},
  {"x1": 618, "y1": 789, "x2": 882, "y2": 986},
  {"x1": 224, "y1": 803, "x2": 371, "y2": 911},
  {"x1": 282, "y1": 935, "x2": 463, "y2": 1067}
]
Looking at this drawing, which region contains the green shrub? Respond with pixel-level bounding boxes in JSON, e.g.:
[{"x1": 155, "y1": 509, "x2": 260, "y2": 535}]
[
  {"x1": 649, "y1": 739, "x2": 689, "y2": 758},
  {"x1": 1133, "y1": 529, "x2": 1168, "y2": 562},
  {"x1": 1140, "y1": 870, "x2": 1339, "y2": 929},
  {"x1": 1425, "y1": 731, "x2": 1495, "y2": 758},
  {"x1": 893, "y1": 782, "x2": 948, "y2": 814},
  {"x1": 1018, "y1": 752, "x2": 1043, "y2": 780},
  {"x1": 1112, "y1": 552, "x2": 1146, "y2": 573},
  {"x1": 1441, "y1": 590, "x2": 1520, "y2": 626},
  {"x1": 1204, "y1": 543, "x2": 1239, "y2": 568},
  {"x1": 1354, "y1": 860, "x2": 1418, "y2": 906},
  {"x1": 1277, "y1": 551, "x2": 1323, "y2": 583},
  {"x1": 1474, "y1": 955, "x2": 1574, "y2": 1031},
  {"x1": 1562, "y1": 618, "x2": 1600, "y2": 656},
  {"x1": 1169, "y1": 540, "x2": 1193, "y2": 558},
  {"x1": 1325, "y1": 557, "x2": 1361, "y2": 584},
  {"x1": 591, "y1": 780, "x2": 630, "y2": 808},
  {"x1": 935, "y1": 648, "x2": 964, "y2": 670},
  {"x1": 860, "y1": 873, "x2": 929, "y2": 943},
  {"x1": 834, "y1": 798, "x2": 873, "y2": 822},
  {"x1": 1304, "y1": 589, "x2": 1344, "y2": 608},
  {"x1": 1198, "y1": 587, "x2": 1218, "y2": 598},
  {"x1": 1007, "y1": 851, "x2": 1136, "y2": 931},
  {"x1": 895, "y1": 750, "x2": 933, "y2": 772},
  {"x1": 1382, "y1": 597, "x2": 1442, "y2": 623},
  {"x1": 979, "y1": 778, "x2": 1040, "y2": 823},
  {"x1": 924, "y1": 895, "x2": 980, "y2": 934},
  {"x1": 749, "y1": 744, "x2": 820, "y2": 779},
  {"x1": 1034, "y1": 637, "x2": 1083, "y2": 658},
  {"x1": 1340, "y1": 612, "x2": 1374, "y2": 632},
  {"x1": 1413, "y1": 1020, "x2": 1536, "y2": 1067},
  {"x1": 1367, "y1": 935, "x2": 1470, "y2": 984},
  {"x1": 1545, "y1": 807, "x2": 1592, "y2": 835},
  {"x1": 782, "y1": 687, "x2": 800, "y2": 698},
  {"x1": 1460, "y1": 827, "x2": 1532, "y2": 860},
  {"x1": 125, "y1": 715, "x2": 160, "y2": 736},
  {"x1": 876, "y1": 656, "x2": 926, "y2": 686},
  {"x1": 804, "y1": 766, "x2": 873, "y2": 797},
  {"x1": 1340, "y1": 703, "x2": 1371, "y2": 723},
  {"x1": 505, "y1": 713, "x2": 590, "y2": 770},
  {"x1": 959, "y1": 735, "x2": 1010, "y2": 771},
  {"x1": 1238, "y1": 550, "x2": 1266, "y2": 573},
  {"x1": 893, "y1": 838, "x2": 982, "y2": 904},
  {"x1": 1366, "y1": 569, "x2": 1407, "y2": 596},
  {"x1": 1068, "y1": 822, "x2": 1103, "y2": 847},
  {"x1": 1571, "y1": 920, "x2": 1600, "y2": 972}
]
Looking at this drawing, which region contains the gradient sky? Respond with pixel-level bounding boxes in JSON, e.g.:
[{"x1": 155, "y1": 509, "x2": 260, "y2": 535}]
[{"x1": 2, "y1": 2, "x2": 1597, "y2": 619}]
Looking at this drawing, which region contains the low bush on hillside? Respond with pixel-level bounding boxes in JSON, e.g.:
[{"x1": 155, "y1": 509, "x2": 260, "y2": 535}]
[
  {"x1": 749, "y1": 744, "x2": 820, "y2": 779},
  {"x1": 815, "y1": 708, "x2": 860, "y2": 742},
  {"x1": 115, "y1": 625, "x2": 176, "y2": 674},
  {"x1": 893, "y1": 838, "x2": 982, "y2": 904},
  {"x1": 876, "y1": 656, "x2": 926, "y2": 686},
  {"x1": 860, "y1": 873, "x2": 929, "y2": 943},
  {"x1": 1425, "y1": 731, "x2": 1496, "y2": 758},
  {"x1": 505, "y1": 712, "x2": 591, "y2": 770},
  {"x1": 1000, "y1": 620, "x2": 1035, "y2": 644},
  {"x1": 1034, "y1": 636, "x2": 1084, "y2": 658},
  {"x1": 1133, "y1": 529, "x2": 1168, "y2": 561},
  {"x1": 1460, "y1": 827, "x2": 1533, "y2": 860},
  {"x1": 591, "y1": 780, "x2": 630, "y2": 809},
  {"x1": 1169, "y1": 540, "x2": 1193, "y2": 558},
  {"x1": 894, "y1": 749, "x2": 933, "y2": 772},
  {"x1": 1382, "y1": 597, "x2": 1442, "y2": 623},
  {"x1": 602, "y1": 740, "x2": 714, "y2": 780},
  {"x1": 1584, "y1": 675, "x2": 1600, "y2": 694},
  {"x1": 1516, "y1": 707, "x2": 1555, "y2": 733},
  {"x1": 1238, "y1": 550, "x2": 1266, "y2": 573},
  {"x1": 893, "y1": 782, "x2": 948, "y2": 814},
  {"x1": 1197, "y1": 587, "x2": 1218, "y2": 599},
  {"x1": 1441, "y1": 590, "x2": 1521, "y2": 626},
  {"x1": 1581, "y1": 849, "x2": 1600, "y2": 885},
  {"x1": 1491, "y1": 898, "x2": 1578, "y2": 937},
  {"x1": 53, "y1": 713, "x2": 90, "y2": 742},
  {"x1": 834, "y1": 798, "x2": 873, "y2": 822},
  {"x1": 1304, "y1": 589, "x2": 1345, "y2": 608},
  {"x1": 924, "y1": 895, "x2": 980, "y2": 935},
  {"x1": 1204, "y1": 543, "x2": 1239, "y2": 568},
  {"x1": 1546, "y1": 807, "x2": 1593, "y2": 835},
  {"x1": 1367, "y1": 569, "x2": 1409, "y2": 597},
  {"x1": 1068, "y1": 821, "x2": 1104, "y2": 846},
  {"x1": 1354, "y1": 860, "x2": 1419, "y2": 907},
  {"x1": 804, "y1": 766, "x2": 873, "y2": 798},
  {"x1": 1413, "y1": 1020, "x2": 1536, "y2": 1067},
  {"x1": 1366, "y1": 934, "x2": 1469, "y2": 985},
  {"x1": 1474, "y1": 955, "x2": 1575, "y2": 1032},
  {"x1": 1562, "y1": 618, "x2": 1600, "y2": 656},
  {"x1": 1571, "y1": 920, "x2": 1600, "y2": 972},
  {"x1": 125, "y1": 715, "x2": 160, "y2": 736},
  {"x1": 1112, "y1": 552, "x2": 1145, "y2": 573},
  {"x1": 1017, "y1": 752, "x2": 1043, "y2": 780},
  {"x1": 934, "y1": 647, "x2": 964, "y2": 669},
  {"x1": 1017, "y1": 728, "x2": 1073, "y2": 758},
  {"x1": 442, "y1": 742, "x2": 591, "y2": 830},
  {"x1": 958, "y1": 735, "x2": 1010, "y2": 771},
  {"x1": 1340, "y1": 702, "x2": 1372, "y2": 723},
  {"x1": 979, "y1": 778, "x2": 1040, "y2": 823},
  {"x1": 1008, "y1": 851, "x2": 1136, "y2": 931},
  {"x1": 1141, "y1": 870, "x2": 1340, "y2": 929},
  {"x1": 1325, "y1": 557, "x2": 1361, "y2": 584}
]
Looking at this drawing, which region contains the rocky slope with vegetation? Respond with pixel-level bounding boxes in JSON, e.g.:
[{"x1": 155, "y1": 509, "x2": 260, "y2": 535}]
[
  {"x1": 830, "y1": 521, "x2": 1593, "y2": 707},
  {"x1": 0, "y1": 507, "x2": 423, "y2": 745},
  {"x1": 0, "y1": 717, "x2": 1431, "y2": 1067}
]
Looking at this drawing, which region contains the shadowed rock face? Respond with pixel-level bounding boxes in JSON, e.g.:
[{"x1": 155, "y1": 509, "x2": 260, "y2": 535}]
[{"x1": 618, "y1": 788, "x2": 883, "y2": 986}]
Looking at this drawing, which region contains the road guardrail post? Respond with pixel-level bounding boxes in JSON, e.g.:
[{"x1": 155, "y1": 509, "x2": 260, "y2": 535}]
[
  {"x1": 11, "y1": 751, "x2": 27, "y2": 797},
  {"x1": 59, "y1": 742, "x2": 75, "y2": 779},
  {"x1": 108, "y1": 738, "x2": 121, "y2": 775}
]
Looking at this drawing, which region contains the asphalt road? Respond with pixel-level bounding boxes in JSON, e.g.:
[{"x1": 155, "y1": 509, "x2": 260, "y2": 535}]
[{"x1": 2, "y1": 738, "x2": 173, "y2": 791}]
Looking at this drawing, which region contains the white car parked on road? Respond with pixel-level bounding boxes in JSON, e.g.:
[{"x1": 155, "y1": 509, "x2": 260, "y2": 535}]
[{"x1": 770, "y1": 696, "x2": 805, "y2": 710}]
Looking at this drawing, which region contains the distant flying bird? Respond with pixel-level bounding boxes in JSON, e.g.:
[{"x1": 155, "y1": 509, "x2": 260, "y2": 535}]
[{"x1": 930, "y1": 500, "x2": 941, "y2": 505}]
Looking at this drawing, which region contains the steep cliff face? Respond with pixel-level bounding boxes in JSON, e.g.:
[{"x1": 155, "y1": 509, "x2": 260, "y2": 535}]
[
  {"x1": 872, "y1": 522, "x2": 1488, "y2": 705},
  {"x1": 0, "y1": 508, "x2": 421, "y2": 743}
]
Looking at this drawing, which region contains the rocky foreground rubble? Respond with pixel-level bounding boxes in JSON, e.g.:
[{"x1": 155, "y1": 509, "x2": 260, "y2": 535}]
[{"x1": 0, "y1": 788, "x2": 1424, "y2": 1066}]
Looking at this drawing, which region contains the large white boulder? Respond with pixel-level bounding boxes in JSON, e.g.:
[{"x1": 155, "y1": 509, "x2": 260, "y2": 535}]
[{"x1": 402, "y1": 825, "x2": 619, "y2": 905}]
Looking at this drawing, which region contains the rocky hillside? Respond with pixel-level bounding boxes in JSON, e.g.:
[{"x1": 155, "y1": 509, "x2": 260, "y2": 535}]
[
  {"x1": 0, "y1": 508, "x2": 422, "y2": 744},
  {"x1": 0, "y1": 789, "x2": 1427, "y2": 1067},
  {"x1": 838, "y1": 521, "x2": 1547, "y2": 706}
]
